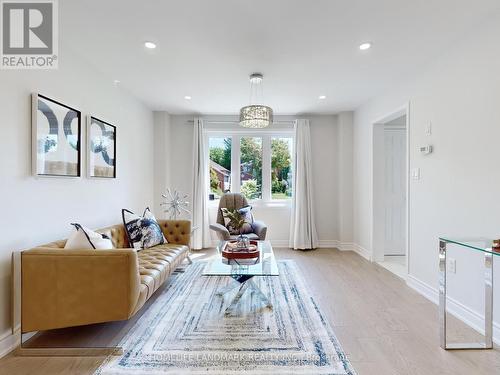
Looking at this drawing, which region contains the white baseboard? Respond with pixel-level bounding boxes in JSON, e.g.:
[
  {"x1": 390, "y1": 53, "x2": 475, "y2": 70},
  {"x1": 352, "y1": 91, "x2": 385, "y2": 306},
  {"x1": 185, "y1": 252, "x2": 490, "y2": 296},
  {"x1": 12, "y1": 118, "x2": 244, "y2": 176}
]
[
  {"x1": 322, "y1": 241, "x2": 373, "y2": 260},
  {"x1": 270, "y1": 240, "x2": 289, "y2": 247},
  {"x1": 0, "y1": 331, "x2": 19, "y2": 358},
  {"x1": 351, "y1": 243, "x2": 372, "y2": 261},
  {"x1": 208, "y1": 239, "x2": 343, "y2": 249},
  {"x1": 406, "y1": 275, "x2": 437, "y2": 303},
  {"x1": 208, "y1": 239, "x2": 291, "y2": 248},
  {"x1": 279, "y1": 240, "x2": 346, "y2": 249},
  {"x1": 206, "y1": 239, "x2": 371, "y2": 260},
  {"x1": 317, "y1": 240, "x2": 339, "y2": 248},
  {"x1": 337, "y1": 242, "x2": 355, "y2": 251},
  {"x1": 406, "y1": 274, "x2": 500, "y2": 345}
]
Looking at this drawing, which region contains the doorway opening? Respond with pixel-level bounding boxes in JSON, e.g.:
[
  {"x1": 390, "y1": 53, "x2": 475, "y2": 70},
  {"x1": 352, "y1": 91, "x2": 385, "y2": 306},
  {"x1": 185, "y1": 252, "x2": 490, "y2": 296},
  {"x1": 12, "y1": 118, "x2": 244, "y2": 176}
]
[{"x1": 372, "y1": 107, "x2": 409, "y2": 279}]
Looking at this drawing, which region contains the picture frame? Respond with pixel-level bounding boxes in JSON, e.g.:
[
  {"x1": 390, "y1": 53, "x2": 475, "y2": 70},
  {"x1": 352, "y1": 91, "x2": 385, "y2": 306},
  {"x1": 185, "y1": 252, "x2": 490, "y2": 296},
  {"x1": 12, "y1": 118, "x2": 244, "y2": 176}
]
[
  {"x1": 87, "y1": 116, "x2": 116, "y2": 178},
  {"x1": 32, "y1": 93, "x2": 81, "y2": 177}
]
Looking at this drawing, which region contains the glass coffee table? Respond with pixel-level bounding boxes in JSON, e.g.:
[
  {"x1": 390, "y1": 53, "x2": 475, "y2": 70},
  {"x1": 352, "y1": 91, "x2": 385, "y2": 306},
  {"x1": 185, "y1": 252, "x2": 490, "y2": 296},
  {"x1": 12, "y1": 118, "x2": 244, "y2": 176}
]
[{"x1": 203, "y1": 240, "x2": 279, "y2": 315}]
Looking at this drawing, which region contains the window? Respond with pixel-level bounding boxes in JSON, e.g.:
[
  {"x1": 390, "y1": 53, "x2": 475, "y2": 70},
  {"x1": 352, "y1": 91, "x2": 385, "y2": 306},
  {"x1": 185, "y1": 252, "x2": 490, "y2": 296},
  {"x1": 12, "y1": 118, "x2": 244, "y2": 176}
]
[
  {"x1": 271, "y1": 137, "x2": 293, "y2": 200},
  {"x1": 240, "y1": 137, "x2": 262, "y2": 200},
  {"x1": 209, "y1": 137, "x2": 231, "y2": 199},
  {"x1": 207, "y1": 132, "x2": 293, "y2": 202}
]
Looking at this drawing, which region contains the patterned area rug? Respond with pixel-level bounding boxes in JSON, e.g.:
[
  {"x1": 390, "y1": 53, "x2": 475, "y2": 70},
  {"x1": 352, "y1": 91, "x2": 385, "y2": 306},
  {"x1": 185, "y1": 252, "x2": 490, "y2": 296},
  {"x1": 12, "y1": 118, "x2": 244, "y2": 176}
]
[{"x1": 96, "y1": 260, "x2": 356, "y2": 374}]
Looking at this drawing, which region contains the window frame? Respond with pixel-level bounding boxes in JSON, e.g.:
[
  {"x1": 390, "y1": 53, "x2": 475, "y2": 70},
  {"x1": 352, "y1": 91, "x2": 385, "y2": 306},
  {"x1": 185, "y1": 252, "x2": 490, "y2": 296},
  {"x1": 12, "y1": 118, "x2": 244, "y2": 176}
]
[{"x1": 206, "y1": 128, "x2": 295, "y2": 206}]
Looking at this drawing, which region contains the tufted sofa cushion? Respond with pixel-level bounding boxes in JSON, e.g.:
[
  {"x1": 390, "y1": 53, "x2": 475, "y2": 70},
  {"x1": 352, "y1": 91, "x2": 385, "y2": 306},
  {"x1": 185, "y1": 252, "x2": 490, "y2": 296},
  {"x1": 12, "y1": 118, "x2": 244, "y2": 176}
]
[
  {"x1": 136, "y1": 243, "x2": 189, "y2": 306},
  {"x1": 97, "y1": 225, "x2": 130, "y2": 248},
  {"x1": 157, "y1": 220, "x2": 191, "y2": 246}
]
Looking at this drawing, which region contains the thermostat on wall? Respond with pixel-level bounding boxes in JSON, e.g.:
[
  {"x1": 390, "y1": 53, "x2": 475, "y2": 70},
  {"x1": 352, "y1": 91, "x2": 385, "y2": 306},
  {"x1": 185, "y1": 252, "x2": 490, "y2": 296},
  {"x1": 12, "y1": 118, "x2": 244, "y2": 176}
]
[{"x1": 419, "y1": 145, "x2": 433, "y2": 155}]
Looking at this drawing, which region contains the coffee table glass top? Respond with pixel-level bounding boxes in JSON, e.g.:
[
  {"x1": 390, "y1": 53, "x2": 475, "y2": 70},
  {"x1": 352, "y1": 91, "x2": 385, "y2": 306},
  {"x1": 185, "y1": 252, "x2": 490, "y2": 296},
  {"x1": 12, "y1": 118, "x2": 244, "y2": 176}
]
[{"x1": 203, "y1": 240, "x2": 279, "y2": 277}]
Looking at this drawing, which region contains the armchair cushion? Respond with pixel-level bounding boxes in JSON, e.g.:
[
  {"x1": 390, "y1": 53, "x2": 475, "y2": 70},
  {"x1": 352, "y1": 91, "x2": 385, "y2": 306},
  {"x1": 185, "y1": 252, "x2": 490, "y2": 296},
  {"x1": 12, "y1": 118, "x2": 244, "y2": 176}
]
[
  {"x1": 252, "y1": 220, "x2": 268, "y2": 240},
  {"x1": 209, "y1": 223, "x2": 230, "y2": 240}
]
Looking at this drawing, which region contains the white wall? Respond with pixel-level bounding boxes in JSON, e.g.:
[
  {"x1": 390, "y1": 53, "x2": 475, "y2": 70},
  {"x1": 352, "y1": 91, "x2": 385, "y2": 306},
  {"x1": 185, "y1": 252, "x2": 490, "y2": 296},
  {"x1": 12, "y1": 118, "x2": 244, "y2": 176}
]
[
  {"x1": 309, "y1": 115, "x2": 340, "y2": 245},
  {"x1": 0, "y1": 46, "x2": 155, "y2": 355},
  {"x1": 155, "y1": 114, "x2": 350, "y2": 247},
  {"x1": 352, "y1": 15, "x2": 500, "y2": 341},
  {"x1": 338, "y1": 112, "x2": 354, "y2": 247},
  {"x1": 153, "y1": 112, "x2": 172, "y2": 214}
]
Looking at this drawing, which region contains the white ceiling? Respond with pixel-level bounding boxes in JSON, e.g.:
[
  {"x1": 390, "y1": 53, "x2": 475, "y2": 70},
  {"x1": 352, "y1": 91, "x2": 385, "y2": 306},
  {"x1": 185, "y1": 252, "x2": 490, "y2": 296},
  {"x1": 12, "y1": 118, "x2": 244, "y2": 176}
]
[{"x1": 61, "y1": 0, "x2": 500, "y2": 114}]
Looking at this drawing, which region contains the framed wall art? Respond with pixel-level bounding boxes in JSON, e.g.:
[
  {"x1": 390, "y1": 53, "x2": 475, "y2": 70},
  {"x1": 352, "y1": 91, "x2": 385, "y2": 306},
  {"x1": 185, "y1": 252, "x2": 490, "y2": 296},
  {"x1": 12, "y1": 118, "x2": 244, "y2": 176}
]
[
  {"x1": 32, "y1": 94, "x2": 81, "y2": 177},
  {"x1": 87, "y1": 116, "x2": 116, "y2": 178}
]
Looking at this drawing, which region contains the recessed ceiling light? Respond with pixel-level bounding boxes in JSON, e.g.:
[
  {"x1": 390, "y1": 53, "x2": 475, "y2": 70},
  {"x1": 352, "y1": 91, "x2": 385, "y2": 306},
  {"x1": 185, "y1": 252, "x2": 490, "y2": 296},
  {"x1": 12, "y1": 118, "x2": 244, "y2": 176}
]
[
  {"x1": 359, "y1": 42, "x2": 372, "y2": 51},
  {"x1": 144, "y1": 41, "x2": 157, "y2": 49},
  {"x1": 318, "y1": 95, "x2": 326, "y2": 100},
  {"x1": 184, "y1": 95, "x2": 192, "y2": 100},
  {"x1": 113, "y1": 79, "x2": 120, "y2": 85}
]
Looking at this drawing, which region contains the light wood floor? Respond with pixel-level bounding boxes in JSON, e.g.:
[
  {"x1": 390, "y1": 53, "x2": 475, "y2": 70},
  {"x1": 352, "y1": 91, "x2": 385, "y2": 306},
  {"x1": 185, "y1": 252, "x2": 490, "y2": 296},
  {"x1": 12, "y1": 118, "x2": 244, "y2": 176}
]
[{"x1": 1, "y1": 248, "x2": 499, "y2": 374}]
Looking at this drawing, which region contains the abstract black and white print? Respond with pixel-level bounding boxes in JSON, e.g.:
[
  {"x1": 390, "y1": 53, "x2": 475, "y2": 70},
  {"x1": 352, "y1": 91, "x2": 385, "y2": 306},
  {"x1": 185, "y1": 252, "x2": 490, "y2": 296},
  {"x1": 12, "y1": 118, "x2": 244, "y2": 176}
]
[
  {"x1": 122, "y1": 208, "x2": 166, "y2": 250},
  {"x1": 33, "y1": 94, "x2": 81, "y2": 177},
  {"x1": 88, "y1": 117, "x2": 116, "y2": 178}
]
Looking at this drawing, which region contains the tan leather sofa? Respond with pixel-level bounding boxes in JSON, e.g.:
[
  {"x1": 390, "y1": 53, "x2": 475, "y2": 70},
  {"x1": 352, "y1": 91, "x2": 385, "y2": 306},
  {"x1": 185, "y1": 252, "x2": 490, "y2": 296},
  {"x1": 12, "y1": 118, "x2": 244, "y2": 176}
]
[{"x1": 21, "y1": 220, "x2": 191, "y2": 333}]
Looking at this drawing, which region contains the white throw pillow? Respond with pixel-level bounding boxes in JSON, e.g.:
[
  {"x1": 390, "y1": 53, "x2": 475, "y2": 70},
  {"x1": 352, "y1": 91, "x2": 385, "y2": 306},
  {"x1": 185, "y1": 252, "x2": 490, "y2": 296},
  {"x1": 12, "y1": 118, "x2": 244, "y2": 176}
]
[{"x1": 64, "y1": 223, "x2": 114, "y2": 250}]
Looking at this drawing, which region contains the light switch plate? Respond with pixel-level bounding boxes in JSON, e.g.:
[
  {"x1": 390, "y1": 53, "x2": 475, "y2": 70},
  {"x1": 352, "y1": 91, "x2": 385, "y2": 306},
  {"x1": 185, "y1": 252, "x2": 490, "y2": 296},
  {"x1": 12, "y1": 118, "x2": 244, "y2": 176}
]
[
  {"x1": 425, "y1": 122, "x2": 432, "y2": 136},
  {"x1": 411, "y1": 168, "x2": 420, "y2": 180},
  {"x1": 448, "y1": 258, "x2": 456, "y2": 274}
]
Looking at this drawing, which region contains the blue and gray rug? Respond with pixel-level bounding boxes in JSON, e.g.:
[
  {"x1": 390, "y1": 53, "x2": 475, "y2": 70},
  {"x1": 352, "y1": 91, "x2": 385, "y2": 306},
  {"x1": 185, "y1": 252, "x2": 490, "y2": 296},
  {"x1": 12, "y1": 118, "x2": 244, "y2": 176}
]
[{"x1": 96, "y1": 260, "x2": 356, "y2": 374}]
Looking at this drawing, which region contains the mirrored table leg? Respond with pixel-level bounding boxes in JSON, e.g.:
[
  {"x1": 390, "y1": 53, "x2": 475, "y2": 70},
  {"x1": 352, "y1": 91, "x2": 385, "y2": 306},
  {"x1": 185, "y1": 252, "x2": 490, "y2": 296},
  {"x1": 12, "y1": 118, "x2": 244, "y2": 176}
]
[
  {"x1": 439, "y1": 240, "x2": 494, "y2": 350},
  {"x1": 439, "y1": 240, "x2": 447, "y2": 349}
]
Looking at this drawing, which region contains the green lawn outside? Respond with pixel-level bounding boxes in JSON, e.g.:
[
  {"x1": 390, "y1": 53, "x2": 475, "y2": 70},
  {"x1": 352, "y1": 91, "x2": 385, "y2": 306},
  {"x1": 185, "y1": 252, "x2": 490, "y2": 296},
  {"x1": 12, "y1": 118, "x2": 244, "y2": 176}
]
[{"x1": 271, "y1": 192, "x2": 291, "y2": 200}]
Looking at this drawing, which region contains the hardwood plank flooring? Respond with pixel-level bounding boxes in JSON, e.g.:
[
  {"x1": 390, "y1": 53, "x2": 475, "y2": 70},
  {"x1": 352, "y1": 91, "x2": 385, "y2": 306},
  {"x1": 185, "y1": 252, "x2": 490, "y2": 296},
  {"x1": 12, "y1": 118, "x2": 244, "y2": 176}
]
[{"x1": 0, "y1": 248, "x2": 499, "y2": 374}]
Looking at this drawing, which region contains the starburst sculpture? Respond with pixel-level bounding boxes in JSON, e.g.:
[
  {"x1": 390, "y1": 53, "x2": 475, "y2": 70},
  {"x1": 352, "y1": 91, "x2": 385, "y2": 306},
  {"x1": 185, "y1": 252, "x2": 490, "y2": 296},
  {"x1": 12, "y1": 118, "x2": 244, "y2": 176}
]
[{"x1": 161, "y1": 189, "x2": 191, "y2": 220}]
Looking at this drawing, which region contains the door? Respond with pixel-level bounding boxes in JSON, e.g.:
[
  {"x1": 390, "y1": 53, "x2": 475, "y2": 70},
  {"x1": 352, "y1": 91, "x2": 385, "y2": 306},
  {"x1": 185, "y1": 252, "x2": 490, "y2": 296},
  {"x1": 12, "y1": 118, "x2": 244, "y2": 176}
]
[{"x1": 384, "y1": 127, "x2": 406, "y2": 255}]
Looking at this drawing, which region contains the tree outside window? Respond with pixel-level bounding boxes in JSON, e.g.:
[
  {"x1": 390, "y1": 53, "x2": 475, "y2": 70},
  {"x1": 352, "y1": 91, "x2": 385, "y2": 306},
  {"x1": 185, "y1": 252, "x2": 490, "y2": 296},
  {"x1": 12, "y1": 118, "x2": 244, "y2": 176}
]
[
  {"x1": 208, "y1": 134, "x2": 293, "y2": 202},
  {"x1": 209, "y1": 137, "x2": 231, "y2": 199},
  {"x1": 271, "y1": 137, "x2": 292, "y2": 199},
  {"x1": 240, "y1": 137, "x2": 262, "y2": 200}
]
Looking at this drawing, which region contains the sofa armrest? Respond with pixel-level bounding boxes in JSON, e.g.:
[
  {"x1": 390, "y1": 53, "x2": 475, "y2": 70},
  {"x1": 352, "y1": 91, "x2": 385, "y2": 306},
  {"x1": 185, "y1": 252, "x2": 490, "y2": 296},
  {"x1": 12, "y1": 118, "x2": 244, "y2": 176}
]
[
  {"x1": 252, "y1": 220, "x2": 268, "y2": 240},
  {"x1": 210, "y1": 223, "x2": 230, "y2": 240},
  {"x1": 21, "y1": 248, "x2": 140, "y2": 333},
  {"x1": 157, "y1": 220, "x2": 191, "y2": 246}
]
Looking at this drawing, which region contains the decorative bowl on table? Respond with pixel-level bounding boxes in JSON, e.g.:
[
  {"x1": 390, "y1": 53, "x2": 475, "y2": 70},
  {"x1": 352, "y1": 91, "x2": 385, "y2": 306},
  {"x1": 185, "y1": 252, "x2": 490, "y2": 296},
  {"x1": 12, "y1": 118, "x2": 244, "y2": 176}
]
[
  {"x1": 222, "y1": 240, "x2": 259, "y2": 259},
  {"x1": 493, "y1": 239, "x2": 500, "y2": 252},
  {"x1": 236, "y1": 234, "x2": 251, "y2": 249}
]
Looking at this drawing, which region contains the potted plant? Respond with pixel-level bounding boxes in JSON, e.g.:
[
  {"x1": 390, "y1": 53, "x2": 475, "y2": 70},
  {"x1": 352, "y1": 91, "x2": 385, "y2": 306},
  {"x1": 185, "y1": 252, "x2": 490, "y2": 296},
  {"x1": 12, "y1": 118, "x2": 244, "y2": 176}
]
[{"x1": 220, "y1": 208, "x2": 250, "y2": 248}]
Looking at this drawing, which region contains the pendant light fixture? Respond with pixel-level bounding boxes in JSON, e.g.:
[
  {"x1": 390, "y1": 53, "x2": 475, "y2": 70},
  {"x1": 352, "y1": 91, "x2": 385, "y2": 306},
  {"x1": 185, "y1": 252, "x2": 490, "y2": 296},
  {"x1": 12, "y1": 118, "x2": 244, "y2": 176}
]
[{"x1": 239, "y1": 73, "x2": 273, "y2": 128}]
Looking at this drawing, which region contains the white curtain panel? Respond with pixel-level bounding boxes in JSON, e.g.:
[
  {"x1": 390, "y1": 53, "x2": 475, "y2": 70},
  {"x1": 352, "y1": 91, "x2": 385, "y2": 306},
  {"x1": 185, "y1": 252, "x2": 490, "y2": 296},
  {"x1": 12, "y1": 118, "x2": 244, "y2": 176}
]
[
  {"x1": 191, "y1": 117, "x2": 210, "y2": 249},
  {"x1": 289, "y1": 119, "x2": 319, "y2": 250}
]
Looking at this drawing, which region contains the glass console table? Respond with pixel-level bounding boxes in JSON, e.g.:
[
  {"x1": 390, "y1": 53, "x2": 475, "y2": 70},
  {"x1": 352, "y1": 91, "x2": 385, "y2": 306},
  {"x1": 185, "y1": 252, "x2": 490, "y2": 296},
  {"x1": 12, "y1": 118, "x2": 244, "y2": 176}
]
[{"x1": 439, "y1": 237, "x2": 497, "y2": 350}]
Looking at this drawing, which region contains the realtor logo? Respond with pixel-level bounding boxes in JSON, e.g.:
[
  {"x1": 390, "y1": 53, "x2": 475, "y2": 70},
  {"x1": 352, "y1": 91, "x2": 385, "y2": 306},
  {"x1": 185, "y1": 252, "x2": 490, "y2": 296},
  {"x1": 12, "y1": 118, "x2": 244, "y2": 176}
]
[{"x1": 1, "y1": 0, "x2": 58, "y2": 69}]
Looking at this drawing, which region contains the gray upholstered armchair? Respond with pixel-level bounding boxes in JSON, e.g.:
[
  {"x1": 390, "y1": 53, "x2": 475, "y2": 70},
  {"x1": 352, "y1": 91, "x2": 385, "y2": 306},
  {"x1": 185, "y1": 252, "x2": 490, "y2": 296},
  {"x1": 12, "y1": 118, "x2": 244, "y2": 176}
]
[{"x1": 209, "y1": 193, "x2": 267, "y2": 241}]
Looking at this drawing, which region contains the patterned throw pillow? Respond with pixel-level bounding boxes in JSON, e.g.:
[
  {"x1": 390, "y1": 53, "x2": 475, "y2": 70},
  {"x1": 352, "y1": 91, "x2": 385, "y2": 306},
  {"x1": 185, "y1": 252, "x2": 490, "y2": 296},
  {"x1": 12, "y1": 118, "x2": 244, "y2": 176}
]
[
  {"x1": 122, "y1": 207, "x2": 167, "y2": 250},
  {"x1": 221, "y1": 205, "x2": 254, "y2": 235}
]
